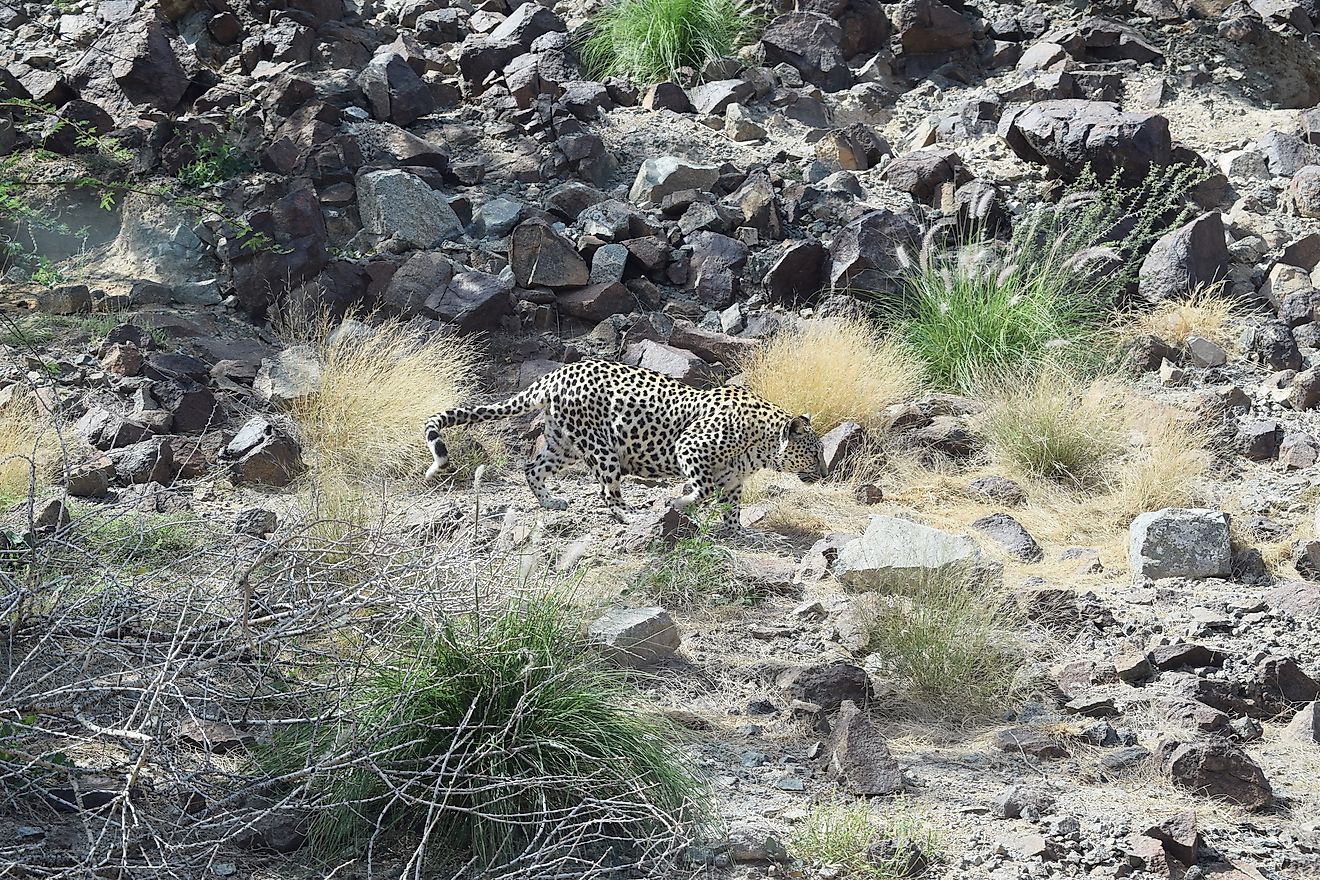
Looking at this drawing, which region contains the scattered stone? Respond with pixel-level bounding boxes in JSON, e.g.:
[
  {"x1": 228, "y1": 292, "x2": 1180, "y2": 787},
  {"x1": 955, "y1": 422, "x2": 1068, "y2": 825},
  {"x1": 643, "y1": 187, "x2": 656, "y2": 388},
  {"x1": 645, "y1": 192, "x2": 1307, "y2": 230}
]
[
  {"x1": 826, "y1": 700, "x2": 904, "y2": 796},
  {"x1": 968, "y1": 475, "x2": 1026, "y2": 506},
  {"x1": 234, "y1": 508, "x2": 277, "y2": 537},
  {"x1": 994, "y1": 727, "x2": 1068, "y2": 759},
  {"x1": 1163, "y1": 739, "x2": 1273, "y2": 810},
  {"x1": 588, "y1": 607, "x2": 680, "y2": 668},
  {"x1": 1138, "y1": 213, "x2": 1229, "y2": 304},
  {"x1": 970, "y1": 512, "x2": 1043, "y2": 562},
  {"x1": 1149, "y1": 642, "x2": 1229, "y2": 670},
  {"x1": 1128, "y1": 508, "x2": 1232, "y2": 580},
  {"x1": 991, "y1": 785, "x2": 1055, "y2": 819},
  {"x1": 1114, "y1": 651, "x2": 1153, "y2": 682},
  {"x1": 779, "y1": 662, "x2": 874, "y2": 712},
  {"x1": 510, "y1": 219, "x2": 589, "y2": 288},
  {"x1": 630, "y1": 157, "x2": 720, "y2": 206},
  {"x1": 1146, "y1": 810, "x2": 1200, "y2": 866}
]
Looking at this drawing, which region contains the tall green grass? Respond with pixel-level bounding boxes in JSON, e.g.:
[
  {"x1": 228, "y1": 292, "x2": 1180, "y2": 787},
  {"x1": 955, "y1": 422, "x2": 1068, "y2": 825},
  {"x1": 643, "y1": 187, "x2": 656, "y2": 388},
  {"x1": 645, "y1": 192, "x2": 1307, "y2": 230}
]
[
  {"x1": 581, "y1": 0, "x2": 757, "y2": 84},
  {"x1": 265, "y1": 597, "x2": 707, "y2": 868},
  {"x1": 895, "y1": 164, "x2": 1206, "y2": 392},
  {"x1": 790, "y1": 799, "x2": 944, "y2": 880}
]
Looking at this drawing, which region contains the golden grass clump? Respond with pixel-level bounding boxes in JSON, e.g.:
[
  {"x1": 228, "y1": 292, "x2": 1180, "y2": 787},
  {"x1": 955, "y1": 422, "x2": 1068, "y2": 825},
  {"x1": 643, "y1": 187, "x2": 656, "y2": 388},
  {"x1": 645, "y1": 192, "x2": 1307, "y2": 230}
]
[
  {"x1": 981, "y1": 371, "x2": 1212, "y2": 544},
  {"x1": 1124, "y1": 285, "x2": 1235, "y2": 347},
  {"x1": 0, "y1": 390, "x2": 55, "y2": 502},
  {"x1": 283, "y1": 317, "x2": 482, "y2": 482},
  {"x1": 741, "y1": 317, "x2": 923, "y2": 433}
]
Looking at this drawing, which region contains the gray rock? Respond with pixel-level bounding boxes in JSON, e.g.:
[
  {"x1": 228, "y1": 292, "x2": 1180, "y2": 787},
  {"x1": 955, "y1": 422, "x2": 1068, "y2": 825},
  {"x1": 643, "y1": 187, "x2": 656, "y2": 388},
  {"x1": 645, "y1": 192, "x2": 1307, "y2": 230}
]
[
  {"x1": 590, "y1": 243, "x2": 629, "y2": 284},
  {"x1": 510, "y1": 219, "x2": 589, "y2": 288},
  {"x1": 998, "y1": 100, "x2": 1171, "y2": 185},
  {"x1": 432, "y1": 272, "x2": 515, "y2": 333},
  {"x1": 234, "y1": 508, "x2": 277, "y2": 537},
  {"x1": 970, "y1": 512, "x2": 1043, "y2": 562},
  {"x1": 968, "y1": 475, "x2": 1026, "y2": 505},
  {"x1": 827, "y1": 700, "x2": 904, "y2": 795},
  {"x1": 991, "y1": 784, "x2": 1055, "y2": 819},
  {"x1": 1284, "y1": 700, "x2": 1320, "y2": 743},
  {"x1": 221, "y1": 417, "x2": 305, "y2": 487},
  {"x1": 470, "y1": 197, "x2": 524, "y2": 238},
  {"x1": 357, "y1": 169, "x2": 462, "y2": 249},
  {"x1": 1137, "y1": 213, "x2": 1229, "y2": 304},
  {"x1": 622, "y1": 339, "x2": 716, "y2": 386},
  {"x1": 1129, "y1": 508, "x2": 1231, "y2": 580},
  {"x1": 629, "y1": 156, "x2": 720, "y2": 206},
  {"x1": 108, "y1": 438, "x2": 174, "y2": 485},
  {"x1": 1186, "y1": 335, "x2": 1227, "y2": 367},
  {"x1": 588, "y1": 607, "x2": 681, "y2": 668},
  {"x1": 254, "y1": 346, "x2": 321, "y2": 408},
  {"x1": 834, "y1": 515, "x2": 985, "y2": 590},
  {"x1": 383, "y1": 251, "x2": 454, "y2": 318},
  {"x1": 779, "y1": 662, "x2": 873, "y2": 711}
]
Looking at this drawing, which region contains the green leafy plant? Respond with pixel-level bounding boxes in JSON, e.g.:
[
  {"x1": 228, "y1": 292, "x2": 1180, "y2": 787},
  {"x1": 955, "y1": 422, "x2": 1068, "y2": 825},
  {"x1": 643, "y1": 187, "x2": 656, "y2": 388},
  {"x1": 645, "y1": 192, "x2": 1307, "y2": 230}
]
[
  {"x1": 895, "y1": 163, "x2": 1207, "y2": 391},
  {"x1": 70, "y1": 508, "x2": 201, "y2": 570},
  {"x1": 177, "y1": 136, "x2": 252, "y2": 189},
  {"x1": 28, "y1": 257, "x2": 66, "y2": 287},
  {"x1": 630, "y1": 506, "x2": 755, "y2": 606},
  {"x1": 264, "y1": 597, "x2": 707, "y2": 869},
  {"x1": 581, "y1": 0, "x2": 758, "y2": 84},
  {"x1": 853, "y1": 570, "x2": 1022, "y2": 718},
  {"x1": 790, "y1": 799, "x2": 944, "y2": 880}
]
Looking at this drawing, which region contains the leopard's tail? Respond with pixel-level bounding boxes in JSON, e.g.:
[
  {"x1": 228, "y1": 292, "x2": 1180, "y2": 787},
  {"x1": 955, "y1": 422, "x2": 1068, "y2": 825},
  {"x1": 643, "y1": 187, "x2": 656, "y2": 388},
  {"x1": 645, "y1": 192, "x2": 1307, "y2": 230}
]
[{"x1": 423, "y1": 385, "x2": 542, "y2": 480}]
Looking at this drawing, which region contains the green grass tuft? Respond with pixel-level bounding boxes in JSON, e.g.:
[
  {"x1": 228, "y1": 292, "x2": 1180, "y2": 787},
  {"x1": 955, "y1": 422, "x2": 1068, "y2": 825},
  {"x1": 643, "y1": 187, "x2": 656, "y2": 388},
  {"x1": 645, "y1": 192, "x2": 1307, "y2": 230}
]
[
  {"x1": 581, "y1": 0, "x2": 757, "y2": 85},
  {"x1": 630, "y1": 508, "x2": 758, "y2": 607},
  {"x1": 790, "y1": 799, "x2": 944, "y2": 880},
  {"x1": 894, "y1": 163, "x2": 1206, "y2": 392},
  {"x1": 853, "y1": 571, "x2": 1022, "y2": 718},
  {"x1": 265, "y1": 597, "x2": 707, "y2": 869}
]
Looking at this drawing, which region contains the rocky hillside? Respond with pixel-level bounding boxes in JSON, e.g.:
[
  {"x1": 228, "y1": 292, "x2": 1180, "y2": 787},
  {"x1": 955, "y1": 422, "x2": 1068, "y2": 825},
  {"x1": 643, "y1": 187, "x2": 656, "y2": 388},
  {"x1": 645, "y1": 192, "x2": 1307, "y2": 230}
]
[{"x1": 4, "y1": 0, "x2": 1320, "y2": 878}]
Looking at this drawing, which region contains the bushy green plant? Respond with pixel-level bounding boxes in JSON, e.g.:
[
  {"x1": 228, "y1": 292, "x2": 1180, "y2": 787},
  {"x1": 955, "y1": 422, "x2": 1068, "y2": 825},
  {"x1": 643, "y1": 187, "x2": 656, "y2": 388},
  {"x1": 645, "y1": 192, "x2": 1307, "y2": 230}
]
[
  {"x1": 790, "y1": 799, "x2": 944, "y2": 880},
  {"x1": 581, "y1": 0, "x2": 757, "y2": 84},
  {"x1": 177, "y1": 136, "x2": 252, "y2": 189},
  {"x1": 896, "y1": 163, "x2": 1207, "y2": 391},
  {"x1": 854, "y1": 570, "x2": 1021, "y2": 718},
  {"x1": 265, "y1": 598, "x2": 707, "y2": 869}
]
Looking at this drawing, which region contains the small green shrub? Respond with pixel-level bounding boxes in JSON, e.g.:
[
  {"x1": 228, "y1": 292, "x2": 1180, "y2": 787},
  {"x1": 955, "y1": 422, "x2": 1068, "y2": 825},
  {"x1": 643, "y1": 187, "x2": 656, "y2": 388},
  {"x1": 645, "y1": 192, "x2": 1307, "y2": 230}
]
[
  {"x1": 29, "y1": 257, "x2": 67, "y2": 288},
  {"x1": 790, "y1": 799, "x2": 944, "y2": 880},
  {"x1": 581, "y1": 0, "x2": 757, "y2": 84},
  {"x1": 896, "y1": 163, "x2": 1206, "y2": 391},
  {"x1": 854, "y1": 571, "x2": 1021, "y2": 718},
  {"x1": 177, "y1": 137, "x2": 252, "y2": 189},
  {"x1": 71, "y1": 508, "x2": 201, "y2": 569},
  {"x1": 631, "y1": 508, "x2": 754, "y2": 606},
  {"x1": 265, "y1": 598, "x2": 707, "y2": 869}
]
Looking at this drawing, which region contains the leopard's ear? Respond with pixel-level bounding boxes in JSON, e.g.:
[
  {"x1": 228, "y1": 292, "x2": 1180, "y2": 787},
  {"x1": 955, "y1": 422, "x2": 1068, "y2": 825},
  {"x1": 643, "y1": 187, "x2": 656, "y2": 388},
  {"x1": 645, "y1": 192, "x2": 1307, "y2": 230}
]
[{"x1": 788, "y1": 414, "x2": 811, "y2": 435}]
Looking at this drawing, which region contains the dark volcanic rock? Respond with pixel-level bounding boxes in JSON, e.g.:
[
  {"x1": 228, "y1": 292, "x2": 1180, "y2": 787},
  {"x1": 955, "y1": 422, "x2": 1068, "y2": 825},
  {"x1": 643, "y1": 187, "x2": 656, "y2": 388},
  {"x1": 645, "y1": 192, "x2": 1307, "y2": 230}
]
[{"x1": 998, "y1": 100, "x2": 1173, "y2": 185}]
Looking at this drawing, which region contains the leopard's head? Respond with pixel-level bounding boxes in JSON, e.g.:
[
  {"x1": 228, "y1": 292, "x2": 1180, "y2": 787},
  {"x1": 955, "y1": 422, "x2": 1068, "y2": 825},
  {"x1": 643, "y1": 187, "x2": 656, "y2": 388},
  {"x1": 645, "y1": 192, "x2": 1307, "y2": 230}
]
[{"x1": 777, "y1": 414, "x2": 827, "y2": 482}]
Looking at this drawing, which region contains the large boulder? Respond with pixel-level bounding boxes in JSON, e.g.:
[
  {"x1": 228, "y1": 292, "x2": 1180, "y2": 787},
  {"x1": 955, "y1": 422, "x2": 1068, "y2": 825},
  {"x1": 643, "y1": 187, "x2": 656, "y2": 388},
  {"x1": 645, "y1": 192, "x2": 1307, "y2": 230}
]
[
  {"x1": 828, "y1": 209, "x2": 921, "y2": 295},
  {"x1": 629, "y1": 157, "x2": 720, "y2": 206},
  {"x1": 1137, "y1": 213, "x2": 1229, "y2": 304},
  {"x1": 998, "y1": 100, "x2": 1172, "y2": 185},
  {"x1": 221, "y1": 417, "x2": 306, "y2": 487},
  {"x1": 357, "y1": 52, "x2": 435, "y2": 127},
  {"x1": 1163, "y1": 739, "x2": 1273, "y2": 811},
  {"x1": 254, "y1": 346, "x2": 322, "y2": 408},
  {"x1": 760, "y1": 12, "x2": 853, "y2": 92},
  {"x1": 356, "y1": 169, "x2": 462, "y2": 249},
  {"x1": 1129, "y1": 508, "x2": 1232, "y2": 580},
  {"x1": 587, "y1": 607, "x2": 680, "y2": 668},
  {"x1": 432, "y1": 272, "x2": 515, "y2": 332},
  {"x1": 834, "y1": 515, "x2": 985, "y2": 590},
  {"x1": 897, "y1": 0, "x2": 973, "y2": 57}
]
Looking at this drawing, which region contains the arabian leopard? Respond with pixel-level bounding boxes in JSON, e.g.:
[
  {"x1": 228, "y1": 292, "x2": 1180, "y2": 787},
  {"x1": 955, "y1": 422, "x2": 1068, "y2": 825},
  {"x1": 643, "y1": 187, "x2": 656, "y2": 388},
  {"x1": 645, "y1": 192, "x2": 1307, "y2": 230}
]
[{"x1": 423, "y1": 360, "x2": 826, "y2": 525}]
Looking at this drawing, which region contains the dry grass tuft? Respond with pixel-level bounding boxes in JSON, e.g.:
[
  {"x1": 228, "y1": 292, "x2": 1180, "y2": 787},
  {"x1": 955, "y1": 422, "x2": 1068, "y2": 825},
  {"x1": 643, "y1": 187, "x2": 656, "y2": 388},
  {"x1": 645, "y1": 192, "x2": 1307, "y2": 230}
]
[
  {"x1": 282, "y1": 317, "x2": 483, "y2": 482},
  {"x1": 0, "y1": 389, "x2": 56, "y2": 502},
  {"x1": 790, "y1": 797, "x2": 944, "y2": 880},
  {"x1": 1123, "y1": 285, "x2": 1236, "y2": 346},
  {"x1": 988, "y1": 375, "x2": 1212, "y2": 546},
  {"x1": 742, "y1": 316, "x2": 923, "y2": 432},
  {"x1": 982, "y1": 371, "x2": 1127, "y2": 491}
]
